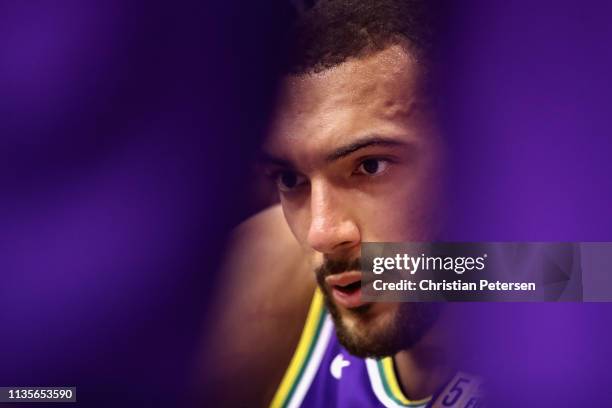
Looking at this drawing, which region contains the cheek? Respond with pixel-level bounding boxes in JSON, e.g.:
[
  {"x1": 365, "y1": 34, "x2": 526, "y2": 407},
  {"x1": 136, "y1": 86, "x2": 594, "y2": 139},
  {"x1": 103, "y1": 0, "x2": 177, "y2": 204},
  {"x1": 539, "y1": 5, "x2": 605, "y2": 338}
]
[
  {"x1": 280, "y1": 197, "x2": 310, "y2": 245},
  {"x1": 355, "y1": 179, "x2": 442, "y2": 241}
]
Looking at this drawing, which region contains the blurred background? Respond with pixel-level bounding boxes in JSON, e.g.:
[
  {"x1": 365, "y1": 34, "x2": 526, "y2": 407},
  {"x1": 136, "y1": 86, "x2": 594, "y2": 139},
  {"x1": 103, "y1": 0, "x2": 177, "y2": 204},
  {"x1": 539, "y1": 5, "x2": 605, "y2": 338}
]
[
  {"x1": 0, "y1": 1, "x2": 292, "y2": 406},
  {"x1": 0, "y1": 1, "x2": 611, "y2": 406}
]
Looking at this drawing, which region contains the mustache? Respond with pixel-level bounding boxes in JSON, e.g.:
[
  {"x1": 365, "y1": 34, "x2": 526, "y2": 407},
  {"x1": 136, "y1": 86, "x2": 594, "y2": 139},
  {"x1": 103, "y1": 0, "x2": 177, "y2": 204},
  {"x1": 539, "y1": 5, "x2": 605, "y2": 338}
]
[{"x1": 315, "y1": 258, "x2": 362, "y2": 280}]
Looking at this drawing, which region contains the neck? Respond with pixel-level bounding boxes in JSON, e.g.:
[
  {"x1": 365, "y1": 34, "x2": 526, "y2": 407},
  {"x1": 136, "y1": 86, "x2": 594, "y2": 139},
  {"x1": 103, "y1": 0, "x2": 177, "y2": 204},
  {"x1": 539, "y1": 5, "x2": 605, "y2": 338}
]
[
  {"x1": 392, "y1": 309, "x2": 458, "y2": 401},
  {"x1": 393, "y1": 344, "x2": 453, "y2": 401}
]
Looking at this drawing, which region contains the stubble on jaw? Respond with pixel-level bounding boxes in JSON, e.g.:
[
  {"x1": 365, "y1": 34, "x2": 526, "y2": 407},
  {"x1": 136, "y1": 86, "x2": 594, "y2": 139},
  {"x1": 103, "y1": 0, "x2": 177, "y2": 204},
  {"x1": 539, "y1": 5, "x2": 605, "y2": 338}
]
[{"x1": 314, "y1": 257, "x2": 442, "y2": 358}]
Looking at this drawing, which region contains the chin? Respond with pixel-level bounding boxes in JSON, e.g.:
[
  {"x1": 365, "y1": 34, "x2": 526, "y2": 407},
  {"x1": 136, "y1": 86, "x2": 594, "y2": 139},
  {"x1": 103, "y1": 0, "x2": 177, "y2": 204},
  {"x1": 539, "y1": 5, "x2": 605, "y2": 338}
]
[
  {"x1": 328, "y1": 301, "x2": 442, "y2": 358},
  {"x1": 333, "y1": 304, "x2": 402, "y2": 359},
  {"x1": 341, "y1": 302, "x2": 395, "y2": 329}
]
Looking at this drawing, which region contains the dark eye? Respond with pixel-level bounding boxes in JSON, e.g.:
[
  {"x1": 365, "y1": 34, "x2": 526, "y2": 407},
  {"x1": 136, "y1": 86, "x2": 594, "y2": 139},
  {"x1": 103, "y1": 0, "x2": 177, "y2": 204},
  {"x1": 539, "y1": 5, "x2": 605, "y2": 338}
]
[
  {"x1": 275, "y1": 171, "x2": 307, "y2": 192},
  {"x1": 356, "y1": 158, "x2": 390, "y2": 176}
]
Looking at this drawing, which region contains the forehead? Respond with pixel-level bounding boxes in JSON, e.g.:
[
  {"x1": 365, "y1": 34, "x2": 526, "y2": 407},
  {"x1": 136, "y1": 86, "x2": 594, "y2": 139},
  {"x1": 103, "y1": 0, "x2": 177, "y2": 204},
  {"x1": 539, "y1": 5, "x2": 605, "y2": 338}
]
[{"x1": 265, "y1": 44, "x2": 426, "y2": 162}]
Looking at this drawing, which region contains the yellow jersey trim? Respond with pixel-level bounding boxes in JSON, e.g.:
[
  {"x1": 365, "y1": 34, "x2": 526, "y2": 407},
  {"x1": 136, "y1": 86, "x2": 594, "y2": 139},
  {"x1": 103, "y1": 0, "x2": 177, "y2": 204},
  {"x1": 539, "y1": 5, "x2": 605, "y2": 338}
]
[
  {"x1": 380, "y1": 357, "x2": 432, "y2": 406},
  {"x1": 270, "y1": 288, "x2": 325, "y2": 408}
]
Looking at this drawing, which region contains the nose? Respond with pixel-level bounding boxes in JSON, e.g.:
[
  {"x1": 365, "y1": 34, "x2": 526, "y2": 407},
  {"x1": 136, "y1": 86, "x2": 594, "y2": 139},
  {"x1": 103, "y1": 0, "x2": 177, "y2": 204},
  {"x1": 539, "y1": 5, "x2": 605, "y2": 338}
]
[{"x1": 306, "y1": 180, "x2": 360, "y2": 254}]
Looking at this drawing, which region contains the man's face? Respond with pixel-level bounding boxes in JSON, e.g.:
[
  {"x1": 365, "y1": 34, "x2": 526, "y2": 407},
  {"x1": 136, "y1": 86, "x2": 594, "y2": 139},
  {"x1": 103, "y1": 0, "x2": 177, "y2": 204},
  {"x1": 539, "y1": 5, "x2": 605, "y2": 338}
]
[{"x1": 263, "y1": 45, "x2": 446, "y2": 357}]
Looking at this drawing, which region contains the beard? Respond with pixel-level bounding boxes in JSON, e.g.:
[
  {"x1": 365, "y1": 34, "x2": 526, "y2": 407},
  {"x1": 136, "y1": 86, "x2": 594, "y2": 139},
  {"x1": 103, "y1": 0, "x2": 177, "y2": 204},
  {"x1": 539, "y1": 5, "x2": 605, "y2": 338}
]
[{"x1": 315, "y1": 257, "x2": 442, "y2": 359}]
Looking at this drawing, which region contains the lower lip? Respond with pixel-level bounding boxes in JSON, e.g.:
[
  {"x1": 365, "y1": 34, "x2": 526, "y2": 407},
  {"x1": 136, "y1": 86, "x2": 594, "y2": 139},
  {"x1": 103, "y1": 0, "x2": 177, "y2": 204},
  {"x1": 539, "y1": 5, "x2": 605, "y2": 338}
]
[{"x1": 331, "y1": 285, "x2": 367, "y2": 309}]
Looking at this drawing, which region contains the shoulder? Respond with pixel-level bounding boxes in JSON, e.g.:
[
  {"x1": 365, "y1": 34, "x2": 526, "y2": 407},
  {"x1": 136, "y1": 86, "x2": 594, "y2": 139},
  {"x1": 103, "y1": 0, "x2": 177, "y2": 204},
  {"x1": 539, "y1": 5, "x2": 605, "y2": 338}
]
[
  {"x1": 225, "y1": 205, "x2": 313, "y2": 302},
  {"x1": 229, "y1": 204, "x2": 304, "y2": 272},
  {"x1": 200, "y1": 205, "x2": 316, "y2": 405}
]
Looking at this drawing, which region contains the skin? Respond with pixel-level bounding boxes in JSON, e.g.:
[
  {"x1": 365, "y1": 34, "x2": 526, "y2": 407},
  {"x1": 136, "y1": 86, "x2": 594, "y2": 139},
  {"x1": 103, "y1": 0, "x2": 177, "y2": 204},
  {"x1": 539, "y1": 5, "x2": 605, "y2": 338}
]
[
  {"x1": 201, "y1": 205, "x2": 314, "y2": 406},
  {"x1": 201, "y1": 44, "x2": 454, "y2": 406}
]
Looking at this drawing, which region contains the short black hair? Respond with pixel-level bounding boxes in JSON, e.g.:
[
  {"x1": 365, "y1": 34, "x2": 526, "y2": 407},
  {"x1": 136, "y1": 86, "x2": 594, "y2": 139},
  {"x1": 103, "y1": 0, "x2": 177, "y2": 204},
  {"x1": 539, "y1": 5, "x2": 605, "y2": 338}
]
[{"x1": 284, "y1": 0, "x2": 434, "y2": 74}]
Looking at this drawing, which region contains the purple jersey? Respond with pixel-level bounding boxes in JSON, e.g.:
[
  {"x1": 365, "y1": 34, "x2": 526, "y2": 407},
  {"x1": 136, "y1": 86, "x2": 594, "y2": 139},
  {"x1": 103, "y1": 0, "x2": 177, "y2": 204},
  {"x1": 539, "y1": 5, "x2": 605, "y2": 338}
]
[{"x1": 270, "y1": 290, "x2": 483, "y2": 408}]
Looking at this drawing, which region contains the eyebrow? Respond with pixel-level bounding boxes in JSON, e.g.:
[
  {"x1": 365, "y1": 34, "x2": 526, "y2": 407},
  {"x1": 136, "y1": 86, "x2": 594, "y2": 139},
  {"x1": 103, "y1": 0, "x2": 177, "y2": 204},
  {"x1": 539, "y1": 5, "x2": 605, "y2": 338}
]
[
  {"x1": 258, "y1": 152, "x2": 294, "y2": 169},
  {"x1": 324, "y1": 136, "x2": 408, "y2": 162},
  {"x1": 259, "y1": 135, "x2": 409, "y2": 168}
]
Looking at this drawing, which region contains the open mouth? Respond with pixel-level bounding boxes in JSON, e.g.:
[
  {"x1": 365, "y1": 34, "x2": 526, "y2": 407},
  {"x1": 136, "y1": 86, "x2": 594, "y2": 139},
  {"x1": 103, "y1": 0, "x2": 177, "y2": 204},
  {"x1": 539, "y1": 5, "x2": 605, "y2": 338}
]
[
  {"x1": 333, "y1": 280, "x2": 361, "y2": 295},
  {"x1": 325, "y1": 271, "x2": 367, "y2": 309}
]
